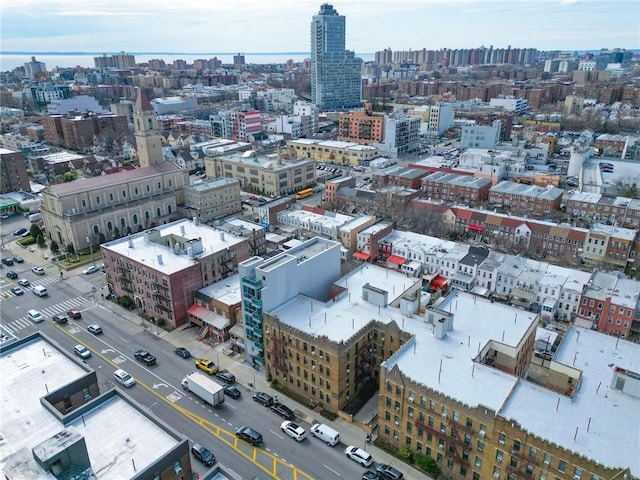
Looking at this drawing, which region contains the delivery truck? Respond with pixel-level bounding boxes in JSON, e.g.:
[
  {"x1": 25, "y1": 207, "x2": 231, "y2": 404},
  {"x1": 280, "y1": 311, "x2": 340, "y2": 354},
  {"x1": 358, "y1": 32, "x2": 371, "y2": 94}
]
[{"x1": 181, "y1": 371, "x2": 225, "y2": 406}]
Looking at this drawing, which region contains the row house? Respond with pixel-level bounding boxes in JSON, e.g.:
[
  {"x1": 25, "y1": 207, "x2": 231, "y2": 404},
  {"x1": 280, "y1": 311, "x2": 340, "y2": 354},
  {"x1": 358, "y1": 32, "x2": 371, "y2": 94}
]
[
  {"x1": 354, "y1": 221, "x2": 394, "y2": 262},
  {"x1": 276, "y1": 204, "x2": 352, "y2": 241},
  {"x1": 489, "y1": 181, "x2": 564, "y2": 216},
  {"x1": 575, "y1": 270, "x2": 640, "y2": 337},
  {"x1": 565, "y1": 191, "x2": 640, "y2": 230},
  {"x1": 582, "y1": 223, "x2": 636, "y2": 269},
  {"x1": 421, "y1": 172, "x2": 492, "y2": 206},
  {"x1": 337, "y1": 215, "x2": 379, "y2": 255}
]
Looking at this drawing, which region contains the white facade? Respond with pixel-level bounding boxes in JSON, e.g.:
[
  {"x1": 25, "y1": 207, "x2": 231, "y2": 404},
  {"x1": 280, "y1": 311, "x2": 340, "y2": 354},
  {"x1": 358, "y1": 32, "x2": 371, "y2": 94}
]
[
  {"x1": 460, "y1": 120, "x2": 502, "y2": 149},
  {"x1": 489, "y1": 97, "x2": 528, "y2": 115},
  {"x1": 293, "y1": 101, "x2": 319, "y2": 132},
  {"x1": 47, "y1": 95, "x2": 109, "y2": 115}
]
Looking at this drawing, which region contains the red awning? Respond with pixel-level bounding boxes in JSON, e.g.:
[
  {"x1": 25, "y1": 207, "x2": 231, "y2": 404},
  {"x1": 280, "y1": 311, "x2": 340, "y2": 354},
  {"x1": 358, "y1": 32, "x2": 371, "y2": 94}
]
[
  {"x1": 468, "y1": 224, "x2": 485, "y2": 232},
  {"x1": 187, "y1": 304, "x2": 210, "y2": 319},
  {"x1": 387, "y1": 255, "x2": 406, "y2": 265},
  {"x1": 353, "y1": 251, "x2": 371, "y2": 261},
  {"x1": 430, "y1": 275, "x2": 448, "y2": 290}
]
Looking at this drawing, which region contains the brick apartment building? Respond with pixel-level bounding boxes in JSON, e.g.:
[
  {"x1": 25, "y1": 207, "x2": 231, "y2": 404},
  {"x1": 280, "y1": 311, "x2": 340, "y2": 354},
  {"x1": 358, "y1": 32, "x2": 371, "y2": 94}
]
[
  {"x1": 489, "y1": 181, "x2": 564, "y2": 216},
  {"x1": 566, "y1": 191, "x2": 640, "y2": 230},
  {"x1": 337, "y1": 110, "x2": 385, "y2": 144},
  {"x1": 0, "y1": 148, "x2": 31, "y2": 193},
  {"x1": 42, "y1": 111, "x2": 129, "y2": 151},
  {"x1": 422, "y1": 172, "x2": 492, "y2": 206}
]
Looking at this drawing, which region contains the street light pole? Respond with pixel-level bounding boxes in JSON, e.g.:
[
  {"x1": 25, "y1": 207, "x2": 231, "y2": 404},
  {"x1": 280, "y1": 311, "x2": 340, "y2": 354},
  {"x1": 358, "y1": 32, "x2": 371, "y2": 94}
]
[{"x1": 86, "y1": 236, "x2": 96, "y2": 267}]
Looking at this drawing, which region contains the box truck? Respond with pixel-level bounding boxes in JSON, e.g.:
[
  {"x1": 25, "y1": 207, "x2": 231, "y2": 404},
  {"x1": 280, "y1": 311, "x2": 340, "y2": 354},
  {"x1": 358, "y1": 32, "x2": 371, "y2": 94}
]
[{"x1": 181, "y1": 371, "x2": 225, "y2": 406}]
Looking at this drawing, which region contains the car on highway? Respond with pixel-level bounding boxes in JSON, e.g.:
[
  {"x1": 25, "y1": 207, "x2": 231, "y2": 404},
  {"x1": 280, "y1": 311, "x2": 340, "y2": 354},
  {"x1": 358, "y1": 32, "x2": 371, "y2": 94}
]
[
  {"x1": 134, "y1": 349, "x2": 157, "y2": 366},
  {"x1": 87, "y1": 324, "x2": 103, "y2": 335},
  {"x1": 52, "y1": 314, "x2": 68, "y2": 324},
  {"x1": 32, "y1": 266, "x2": 45, "y2": 275},
  {"x1": 191, "y1": 443, "x2": 216, "y2": 467},
  {"x1": 113, "y1": 369, "x2": 135, "y2": 388},
  {"x1": 235, "y1": 426, "x2": 263, "y2": 446},
  {"x1": 280, "y1": 420, "x2": 307, "y2": 442},
  {"x1": 10, "y1": 287, "x2": 24, "y2": 296},
  {"x1": 74, "y1": 344, "x2": 91, "y2": 359},
  {"x1": 223, "y1": 385, "x2": 241, "y2": 399},
  {"x1": 5, "y1": 271, "x2": 18, "y2": 279},
  {"x1": 67, "y1": 309, "x2": 82, "y2": 319},
  {"x1": 252, "y1": 391, "x2": 273, "y2": 407},
  {"x1": 27, "y1": 309, "x2": 44, "y2": 323},
  {"x1": 215, "y1": 370, "x2": 235, "y2": 384},
  {"x1": 374, "y1": 464, "x2": 404, "y2": 480},
  {"x1": 82, "y1": 265, "x2": 100, "y2": 275},
  {"x1": 195, "y1": 358, "x2": 219, "y2": 375},
  {"x1": 270, "y1": 402, "x2": 294, "y2": 420},
  {"x1": 345, "y1": 446, "x2": 373, "y2": 467},
  {"x1": 18, "y1": 278, "x2": 30, "y2": 287},
  {"x1": 13, "y1": 228, "x2": 27, "y2": 236},
  {"x1": 174, "y1": 347, "x2": 191, "y2": 358},
  {"x1": 13, "y1": 256, "x2": 24, "y2": 263},
  {"x1": 2, "y1": 257, "x2": 14, "y2": 266}
]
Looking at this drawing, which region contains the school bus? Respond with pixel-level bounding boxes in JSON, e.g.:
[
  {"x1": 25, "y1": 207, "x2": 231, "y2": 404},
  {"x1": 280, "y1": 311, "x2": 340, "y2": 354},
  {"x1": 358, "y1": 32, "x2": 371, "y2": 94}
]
[{"x1": 295, "y1": 188, "x2": 315, "y2": 200}]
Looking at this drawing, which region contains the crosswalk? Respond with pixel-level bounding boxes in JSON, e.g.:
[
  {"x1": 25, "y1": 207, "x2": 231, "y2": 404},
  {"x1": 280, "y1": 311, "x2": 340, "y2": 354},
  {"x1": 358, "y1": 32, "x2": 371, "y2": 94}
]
[
  {"x1": 0, "y1": 275, "x2": 61, "y2": 299},
  {"x1": 0, "y1": 296, "x2": 92, "y2": 334}
]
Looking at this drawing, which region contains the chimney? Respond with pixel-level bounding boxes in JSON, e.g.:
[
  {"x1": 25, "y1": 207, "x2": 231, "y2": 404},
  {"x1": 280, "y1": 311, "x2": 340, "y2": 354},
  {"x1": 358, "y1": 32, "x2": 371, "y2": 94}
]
[
  {"x1": 193, "y1": 216, "x2": 199, "y2": 226},
  {"x1": 180, "y1": 225, "x2": 186, "y2": 235},
  {"x1": 157, "y1": 254, "x2": 163, "y2": 265},
  {"x1": 220, "y1": 231, "x2": 225, "y2": 241},
  {"x1": 127, "y1": 237, "x2": 134, "y2": 248}
]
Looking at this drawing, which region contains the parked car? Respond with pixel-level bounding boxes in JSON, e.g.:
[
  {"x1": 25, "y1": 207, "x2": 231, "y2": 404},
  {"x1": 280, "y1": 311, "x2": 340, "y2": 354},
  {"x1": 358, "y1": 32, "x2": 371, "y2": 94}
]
[
  {"x1": 13, "y1": 228, "x2": 27, "y2": 236},
  {"x1": 362, "y1": 472, "x2": 381, "y2": 480},
  {"x1": 195, "y1": 358, "x2": 219, "y2": 375},
  {"x1": 191, "y1": 443, "x2": 216, "y2": 467},
  {"x1": 74, "y1": 344, "x2": 91, "y2": 359},
  {"x1": 2, "y1": 258, "x2": 14, "y2": 266},
  {"x1": 215, "y1": 370, "x2": 236, "y2": 384},
  {"x1": 280, "y1": 420, "x2": 307, "y2": 442},
  {"x1": 87, "y1": 324, "x2": 103, "y2": 335},
  {"x1": 82, "y1": 265, "x2": 100, "y2": 275},
  {"x1": 345, "y1": 446, "x2": 374, "y2": 467},
  {"x1": 10, "y1": 287, "x2": 24, "y2": 296},
  {"x1": 52, "y1": 314, "x2": 68, "y2": 324},
  {"x1": 235, "y1": 426, "x2": 263, "y2": 446},
  {"x1": 5, "y1": 271, "x2": 18, "y2": 279},
  {"x1": 18, "y1": 278, "x2": 30, "y2": 287},
  {"x1": 67, "y1": 308, "x2": 82, "y2": 319},
  {"x1": 223, "y1": 385, "x2": 241, "y2": 399},
  {"x1": 174, "y1": 347, "x2": 191, "y2": 358},
  {"x1": 270, "y1": 402, "x2": 294, "y2": 420},
  {"x1": 252, "y1": 391, "x2": 273, "y2": 407},
  {"x1": 375, "y1": 464, "x2": 404, "y2": 480},
  {"x1": 13, "y1": 256, "x2": 24, "y2": 263},
  {"x1": 32, "y1": 266, "x2": 45, "y2": 275}
]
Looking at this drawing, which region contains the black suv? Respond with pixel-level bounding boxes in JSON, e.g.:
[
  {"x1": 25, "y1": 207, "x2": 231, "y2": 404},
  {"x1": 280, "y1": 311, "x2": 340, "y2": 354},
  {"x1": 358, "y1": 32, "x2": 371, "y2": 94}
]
[
  {"x1": 270, "y1": 402, "x2": 294, "y2": 420},
  {"x1": 236, "y1": 426, "x2": 263, "y2": 446},
  {"x1": 52, "y1": 314, "x2": 68, "y2": 324},
  {"x1": 215, "y1": 370, "x2": 236, "y2": 384},
  {"x1": 191, "y1": 443, "x2": 215, "y2": 467},
  {"x1": 375, "y1": 464, "x2": 404, "y2": 480},
  {"x1": 252, "y1": 391, "x2": 273, "y2": 406},
  {"x1": 2, "y1": 258, "x2": 14, "y2": 266}
]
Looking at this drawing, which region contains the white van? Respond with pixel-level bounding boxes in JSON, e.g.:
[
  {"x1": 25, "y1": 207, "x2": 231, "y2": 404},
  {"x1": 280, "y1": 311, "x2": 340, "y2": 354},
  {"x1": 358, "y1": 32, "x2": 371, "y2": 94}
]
[
  {"x1": 31, "y1": 285, "x2": 48, "y2": 297},
  {"x1": 310, "y1": 423, "x2": 340, "y2": 446}
]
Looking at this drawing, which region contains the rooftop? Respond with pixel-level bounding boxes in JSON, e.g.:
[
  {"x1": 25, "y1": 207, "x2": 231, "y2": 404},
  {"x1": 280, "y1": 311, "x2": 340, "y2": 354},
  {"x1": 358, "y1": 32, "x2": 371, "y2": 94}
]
[
  {"x1": 0, "y1": 336, "x2": 180, "y2": 479},
  {"x1": 101, "y1": 218, "x2": 245, "y2": 275},
  {"x1": 501, "y1": 327, "x2": 640, "y2": 476},
  {"x1": 197, "y1": 273, "x2": 242, "y2": 305},
  {"x1": 589, "y1": 223, "x2": 637, "y2": 241}
]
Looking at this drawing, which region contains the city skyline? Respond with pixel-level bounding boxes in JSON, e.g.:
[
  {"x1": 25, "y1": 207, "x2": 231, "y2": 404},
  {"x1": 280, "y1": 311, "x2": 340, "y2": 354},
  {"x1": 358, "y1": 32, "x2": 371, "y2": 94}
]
[{"x1": 1, "y1": 0, "x2": 638, "y2": 55}]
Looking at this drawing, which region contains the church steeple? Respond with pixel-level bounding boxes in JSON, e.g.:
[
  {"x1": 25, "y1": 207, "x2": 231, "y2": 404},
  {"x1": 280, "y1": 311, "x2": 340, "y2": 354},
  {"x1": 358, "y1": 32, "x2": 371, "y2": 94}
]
[{"x1": 133, "y1": 88, "x2": 163, "y2": 168}]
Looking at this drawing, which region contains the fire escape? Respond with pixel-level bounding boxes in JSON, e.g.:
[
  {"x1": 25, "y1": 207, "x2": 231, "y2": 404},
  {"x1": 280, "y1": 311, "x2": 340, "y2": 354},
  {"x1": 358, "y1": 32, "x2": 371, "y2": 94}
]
[
  {"x1": 505, "y1": 446, "x2": 537, "y2": 479},
  {"x1": 415, "y1": 418, "x2": 470, "y2": 470},
  {"x1": 268, "y1": 331, "x2": 288, "y2": 378},
  {"x1": 219, "y1": 250, "x2": 237, "y2": 279},
  {"x1": 116, "y1": 266, "x2": 134, "y2": 294},
  {"x1": 152, "y1": 280, "x2": 171, "y2": 313}
]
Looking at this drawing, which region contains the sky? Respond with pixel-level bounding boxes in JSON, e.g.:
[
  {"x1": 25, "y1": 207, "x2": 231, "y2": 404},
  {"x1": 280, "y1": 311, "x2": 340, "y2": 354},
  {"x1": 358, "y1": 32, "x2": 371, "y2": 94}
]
[{"x1": 1, "y1": 0, "x2": 638, "y2": 54}]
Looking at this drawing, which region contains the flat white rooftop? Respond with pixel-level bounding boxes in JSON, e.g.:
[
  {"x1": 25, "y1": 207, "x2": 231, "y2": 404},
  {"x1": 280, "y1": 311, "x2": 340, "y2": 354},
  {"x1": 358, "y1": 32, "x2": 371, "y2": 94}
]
[
  {"x1": 501, "y1": 327, "x2": 640, "y2": 476},
  {"x1": 197, "y1": 273, "x2": 242, "y2": 304},
  {"x1": 0, "y1": 337, "x2": 179, "y2": 479},
  {"x1": 386, "y1": 291, "x2": 535, "y2": 412}
]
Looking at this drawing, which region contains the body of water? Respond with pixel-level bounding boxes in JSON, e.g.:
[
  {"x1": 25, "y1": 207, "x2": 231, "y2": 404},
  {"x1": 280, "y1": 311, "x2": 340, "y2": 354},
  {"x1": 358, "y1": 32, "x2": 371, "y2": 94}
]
[{"x1": 1, "y1": 52, "x2": 375, "y2": 71}]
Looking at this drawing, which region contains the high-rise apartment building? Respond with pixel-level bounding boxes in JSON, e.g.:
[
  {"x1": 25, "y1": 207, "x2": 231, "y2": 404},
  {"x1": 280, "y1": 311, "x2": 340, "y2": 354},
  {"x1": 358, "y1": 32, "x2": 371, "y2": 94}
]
[
  {"x1": 0, "y1": 148, "x2": 31, "y2": 194},
  {"x1": 23, "y1": 56, "x2": 47, "y2": 79},
  {"x1": 310, "y1": 3, "x2": 362, "y2": 111}
]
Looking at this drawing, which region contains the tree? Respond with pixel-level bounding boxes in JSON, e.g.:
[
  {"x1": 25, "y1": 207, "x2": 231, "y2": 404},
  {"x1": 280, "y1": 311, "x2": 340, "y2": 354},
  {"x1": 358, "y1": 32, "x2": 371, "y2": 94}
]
[
  {"x1": 66, "y1": 243, "x2": 75, "y2": 255},
  {"x1": 37, "y1": 234, "x2": 46, "y2": 247},
  {"x1": 50, "y1": 240, "x2": 60, "y2": 254},
  {"x1": 29, "y1": 224, "x2": 42, "y2": 240},
  {"x1": 98, "y1": 233, "x2": 107, "y2": 244},
  {"x1": 61, "y1": 171, "x2": 78, "y2": 182},
  {"x1": 113, "y1": 227, "x2": 121, "y2": 239}
]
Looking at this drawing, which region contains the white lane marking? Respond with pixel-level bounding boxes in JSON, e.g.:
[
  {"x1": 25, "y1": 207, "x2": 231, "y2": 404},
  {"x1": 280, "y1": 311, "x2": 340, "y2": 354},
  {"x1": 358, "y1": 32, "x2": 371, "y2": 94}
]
[
  {"x1": 324, "y1": 464, "x2": 342, "y2": 476},
  {"x1": 269, "y1": 429, "x2": 285, "y2": 440}
]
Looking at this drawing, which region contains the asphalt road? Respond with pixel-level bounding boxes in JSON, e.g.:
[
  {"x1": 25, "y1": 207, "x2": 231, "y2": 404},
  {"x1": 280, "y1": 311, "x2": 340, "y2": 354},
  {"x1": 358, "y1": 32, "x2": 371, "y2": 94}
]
[{"x1": 0, "y1": 246, "x2": 374, "y2": 480}]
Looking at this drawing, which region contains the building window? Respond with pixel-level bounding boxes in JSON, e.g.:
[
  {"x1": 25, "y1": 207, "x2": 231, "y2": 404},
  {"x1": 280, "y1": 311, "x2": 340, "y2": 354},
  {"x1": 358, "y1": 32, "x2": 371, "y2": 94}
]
[
  {"x1": 107, "y1": 221, "x2": 113, "y2": 231},
  {"x1": 557, "y1": 460, "x2": 566, "y2": 473},
  {"x1": 133, "y1": 214, "x2": 138, "y2": 225},
  {"x1": 93, "y1": 225, "x2": 99, "y2": 235},
  {"x1": 122, "y1": 190, "x2": 127, "y2": 198},
  {"x1": 156, "y1": 207, "x2": 162, "y2": 217},
  {"x1": 81, "y1": 199, "x2": 87, "y2": 208},
  {"x1": 109, "y1": 193, "x2": 114, "y2": 201}
]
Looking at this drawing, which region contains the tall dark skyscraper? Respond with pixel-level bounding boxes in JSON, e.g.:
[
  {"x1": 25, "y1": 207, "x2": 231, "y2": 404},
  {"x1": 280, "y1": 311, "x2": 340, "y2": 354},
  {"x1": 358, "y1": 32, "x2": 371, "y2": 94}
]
[{"x1": 310, "y1": 3, "x2": 362, "y2": 111}]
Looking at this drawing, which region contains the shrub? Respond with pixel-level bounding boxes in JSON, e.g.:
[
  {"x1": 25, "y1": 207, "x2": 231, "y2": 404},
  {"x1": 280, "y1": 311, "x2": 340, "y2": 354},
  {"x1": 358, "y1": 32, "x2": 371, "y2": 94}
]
[
  {"x1": 18, "y1": 237, "x2": 36, "y2": 246},
  {"x1": 50, "y1": 240, "x2": 60, "y2": 253},
  {"x1": 118, "y1": 295, "x2": 134, "y2": 310},
  {"x1": 398, "y1": 446, "x2": 414, "y2": 462}
]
